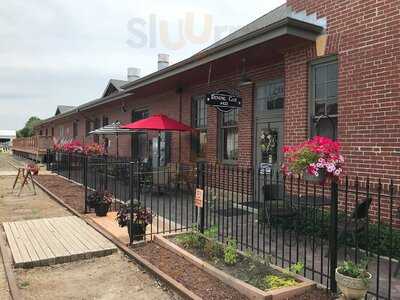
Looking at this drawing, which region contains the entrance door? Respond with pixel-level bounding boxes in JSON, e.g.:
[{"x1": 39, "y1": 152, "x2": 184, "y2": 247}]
[
  {"x1": 254, "y1": 78, "x2": 284, "y2": 201},
  {"x1": 255, "y1": 121, "x2": 283, "y2": 176}
]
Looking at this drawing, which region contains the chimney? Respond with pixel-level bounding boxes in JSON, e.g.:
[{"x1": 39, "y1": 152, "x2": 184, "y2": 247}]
[
  {"x1": 157, "y1": 54, "x2": 169, "y2": 70},
  {"x1": 127, "y1": 67, "x2": 140, "y2": 81}
]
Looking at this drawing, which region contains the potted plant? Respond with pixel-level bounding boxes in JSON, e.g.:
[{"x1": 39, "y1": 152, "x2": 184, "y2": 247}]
[
  {"x1": 282, "y1": 136, "x2": 344, "y2": 183},
  {"x1": 335, "y1": 261, "x2": 372, "y2": 300},
  {"x1": 87, "y1": 191, "x2": 113, "y2": 216},
  {"x1": 116, "y1": 204, "x2": 153, "y2": 241}
]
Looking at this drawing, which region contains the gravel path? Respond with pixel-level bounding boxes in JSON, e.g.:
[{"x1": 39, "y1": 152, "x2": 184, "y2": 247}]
[{"x1": 0, "y1": 154, "x2": 180, "y2": 300}]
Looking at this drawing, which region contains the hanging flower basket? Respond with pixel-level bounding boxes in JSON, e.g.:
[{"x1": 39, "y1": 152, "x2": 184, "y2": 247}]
[
  {"x1": 303, "y1": 169, "x2": 326, "y2": 183},
  {"x1": 282, "y1": 136, "x2": 344, "y2": 183}
]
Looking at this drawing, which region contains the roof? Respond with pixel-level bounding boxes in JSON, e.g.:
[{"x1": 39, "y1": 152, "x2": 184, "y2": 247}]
[
  {"x1": 0, "y1": 130, "x2": 16, "y2": 138},
  {"x1": 120, "y1": 4, "x2": 325, "y2": 91},
  {"x1": 37, "y1": 4, "x2": 325, "y2": 127},
  {"x1": 101, "y1": 79, "x2": 128, "y2": 98},
  {"x1": 203, "y1": 4, "x2": 325, "y2": 52},
  {"x1": 55, "y1": 105, "x2": 76, "y2": 116}
]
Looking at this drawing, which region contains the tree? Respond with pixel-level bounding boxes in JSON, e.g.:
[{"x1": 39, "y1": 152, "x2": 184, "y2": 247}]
[{"x1": 17, "y1": 116, "x2": 41, "y2": 138}]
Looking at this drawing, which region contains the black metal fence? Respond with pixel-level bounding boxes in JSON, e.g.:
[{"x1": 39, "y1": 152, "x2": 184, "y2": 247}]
[{"x1": 46, "y1": 150, "x2": 399, "y2": 299}]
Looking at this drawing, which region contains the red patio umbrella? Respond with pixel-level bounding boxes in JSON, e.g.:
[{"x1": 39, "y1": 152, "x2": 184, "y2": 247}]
[
  {"x1": 121, "y1": 114, "x2": 193, "y2": 132},
  {"x1": 121, "y1": 114, "x2": 193, "y2": 165}
]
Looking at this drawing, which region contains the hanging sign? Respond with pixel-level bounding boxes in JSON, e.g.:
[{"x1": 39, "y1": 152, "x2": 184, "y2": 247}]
[
  {"x1": 194, "y1": 188, "x2": 204, "y2": 208},
  {"x1": 206, "y1": 90, "x2": 242, "y2": 113}
]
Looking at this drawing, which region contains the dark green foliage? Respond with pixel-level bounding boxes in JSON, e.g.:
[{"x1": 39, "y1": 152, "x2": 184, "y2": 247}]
[
  {"x1": 17, "y1": 116, "x2": 41, "y2": 137},
  {"x1": 264, "y1": 207, "x2": 400, "y2": 260}
]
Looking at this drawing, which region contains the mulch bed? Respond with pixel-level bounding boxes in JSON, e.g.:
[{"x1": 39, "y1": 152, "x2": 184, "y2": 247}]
[
  {"x1": 35, "y1": 175, "x2": 86, "y2": 213},
  {"x1": 135, "y1": 243, "x2": 246, "y2": 300}
]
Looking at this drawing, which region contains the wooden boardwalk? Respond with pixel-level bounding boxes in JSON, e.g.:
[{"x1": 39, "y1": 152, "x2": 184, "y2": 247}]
[{"x1": 3, "y1": 216, "x2": 117, "y2": 268}]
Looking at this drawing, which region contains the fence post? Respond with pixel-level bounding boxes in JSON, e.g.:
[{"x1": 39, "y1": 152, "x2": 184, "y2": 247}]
[
  {"x1": 68, "y1": 152, "x2": 71, "y2": 180},
  {"x1": 104, "y1": 156, "x2": 108, "y2": 190},
  {"x1": 329, "y1": 180, "x2": 339, "y2": 293},
  {"x1": 46, "y1": 149, "x2": 50, "y2": 171},
  {"x1": 196, "y1": 162, "x2": 205, "y2": 233},
  {"x1": 84, "y1": 155, "x2": 88, "y2": 214},
  {"x1": 129, "y1": 162, "x2": 134, "y2": 245}
]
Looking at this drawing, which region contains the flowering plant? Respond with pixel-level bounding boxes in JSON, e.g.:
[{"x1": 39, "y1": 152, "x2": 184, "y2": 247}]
[
  {"x1": 63, "y1": 140, "x2": 84, "y2": 153},
  {"x1": 26, "y1": 163, "x2": 39, "y2": 175},
  {"x1": 116, "y1": 204, "x2": 153, "y2": 227},
  {"x1": 84, "y1": 143, "x2": 104, "y2": 156},
  {"x1": 53, "y1": 140, "x2": 84, "y2": 153},
  {"x1": 87, "y1": 191, "x2": 113, "y2": 208},
  {"x1": 281, "y1": 136, "x2": 344, "y2": 179}
]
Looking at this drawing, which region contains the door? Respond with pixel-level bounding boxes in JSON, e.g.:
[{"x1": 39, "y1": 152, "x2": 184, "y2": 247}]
[
  {"x1": 255, "y1": 121, "x2": 283, "y2": 176},
  {"x1": 254, "y1": 79, "x2": 284, "y2": 201}
]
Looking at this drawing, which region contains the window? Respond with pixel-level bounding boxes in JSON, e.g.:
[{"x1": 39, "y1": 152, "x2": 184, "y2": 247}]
[
  {"x1": 51, "y1": 127, "x2": 54, "y2": 137},
  {"x1": 93, "y1": 118, "x2": 100, "y2": 143},
  {"x1": 220, "y1": 109, "x2": 239, "y2": 161},
  {"x1": 102, "y1": 116, "x2": 109, "y2": 127},
  {"x1": 255, "y1": 79, "x2": 284, "y2": 113},
  {"x1": 45, "y1": 128, "x2": 48, "y2": 136},
  {"x1": 85, "y1": 120, "x2": 91, "y2": 136},
  {"x1": 310, "y1": 57, "x2": 338, "y2": 139},
  {"x1": 191, "y1": 95, "x2": 207, "y2": 159},
  {"x1": 59, "y1": 127, "x2": 64, "y2": 137},
  {"x1": 132, "y1": 109, "x2": 150, "y2": 161},
  {"x1": 39, "y1": 130, "x2": 43, "y2": 136},
  {"x1": 73, "y1": 121, "x2": 78, "y2": 139}
]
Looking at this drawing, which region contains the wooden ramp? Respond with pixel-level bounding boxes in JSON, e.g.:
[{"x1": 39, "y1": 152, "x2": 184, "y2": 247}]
[{"x1": 3, "y1": 216, "x2": 117, "y2": 268}]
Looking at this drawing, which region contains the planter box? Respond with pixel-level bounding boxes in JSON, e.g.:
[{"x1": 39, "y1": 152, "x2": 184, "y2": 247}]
[{"x1": 154, "y1": 233, "x2": 315, "y2": 300}]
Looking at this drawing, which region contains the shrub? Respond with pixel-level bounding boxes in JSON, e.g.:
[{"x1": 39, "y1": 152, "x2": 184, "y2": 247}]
[{"x1": 176, "y1": 231, "x2": 204, "y2": 249}]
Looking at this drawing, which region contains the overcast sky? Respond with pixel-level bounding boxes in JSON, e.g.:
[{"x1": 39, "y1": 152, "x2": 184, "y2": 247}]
[{"x1": 0, "y1": 0, "x2": 285, "y2": 130}]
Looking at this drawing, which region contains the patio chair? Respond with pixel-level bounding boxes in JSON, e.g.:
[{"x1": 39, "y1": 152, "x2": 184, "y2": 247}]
[
  {"x1": 338, "y1": 196, "x2": 372, "y2": 244},
  {"x1": 260, "y1": 184, "x2": 297, "y2": 226},
  {"x1": 325, "y1": 196, "x2": 372, "y2": 258}
]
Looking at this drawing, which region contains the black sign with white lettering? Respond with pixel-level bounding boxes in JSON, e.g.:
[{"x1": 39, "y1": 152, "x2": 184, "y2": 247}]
[{"x1": 206, "y1": 90, "x2": 242, "y2": 113}]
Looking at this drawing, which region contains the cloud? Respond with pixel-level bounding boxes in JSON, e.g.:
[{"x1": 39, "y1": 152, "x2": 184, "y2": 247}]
[{"x1": 0, "y1": 0, "x2": 285, "y2": 130}]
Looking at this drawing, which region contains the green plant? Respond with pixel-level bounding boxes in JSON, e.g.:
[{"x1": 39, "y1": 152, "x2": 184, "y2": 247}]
[
  {"x1": 176, "y1": 232, "x2": 203, "y2": 249},
  {"x1": 264, "y1": 275, "x2": 297, "y2": 290},
  {"x1": 287, "y1": 262, "x2": 304, "y2": 274},
  {"x1": 204, "y1": 225, "x2": 218, "y2": 240},
  {"x1": 224, "y1": 239, "x2": 238, "y2": 265},
  {"x1": 337, "y1": 260, "x2": 371, "y2": 286},
  {"x1": 203, "y1": 239, "x2": 223, "y2": 259}
]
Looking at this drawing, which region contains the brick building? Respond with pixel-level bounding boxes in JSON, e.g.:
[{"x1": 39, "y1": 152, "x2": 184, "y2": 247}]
[{"x1": 34, "y1": 0, "x2": 400, "y2": 185}]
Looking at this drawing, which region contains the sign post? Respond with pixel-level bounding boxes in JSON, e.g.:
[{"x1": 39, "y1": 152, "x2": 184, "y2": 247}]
[{"x1": 195, "y1": 162, "x2": 205, "y2": 233}]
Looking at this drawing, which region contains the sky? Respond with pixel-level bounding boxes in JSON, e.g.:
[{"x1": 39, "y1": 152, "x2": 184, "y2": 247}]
[{"x1": 0, "y1": 0, "x2": 286, "y2": 130}]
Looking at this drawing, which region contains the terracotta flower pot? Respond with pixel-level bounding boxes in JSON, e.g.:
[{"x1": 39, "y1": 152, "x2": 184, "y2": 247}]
[
  {"x1": 335, "y1": 268, "x2": 372, "y2": 300},
  {"x1": 303, "y1": 169, "x2": 326, "y2": 184}
]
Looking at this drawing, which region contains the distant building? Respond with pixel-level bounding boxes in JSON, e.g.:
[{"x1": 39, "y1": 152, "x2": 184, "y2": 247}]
[{"x1": 0, "y1": 130, "x2": 16, "y2": 148}]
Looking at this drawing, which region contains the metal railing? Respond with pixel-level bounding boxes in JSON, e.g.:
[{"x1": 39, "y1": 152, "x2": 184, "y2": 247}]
[{"x1": 46, "y1": 150, "x2": 399, "y2": 299}]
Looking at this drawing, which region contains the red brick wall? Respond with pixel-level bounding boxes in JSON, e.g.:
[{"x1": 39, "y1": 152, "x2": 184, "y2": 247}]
[
  {"x1": 38, "y1": 60, "x2": 284, "y2": 167},
  {"x1": 285, "y1": 0, "x2": 400, "y2": 184}
]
